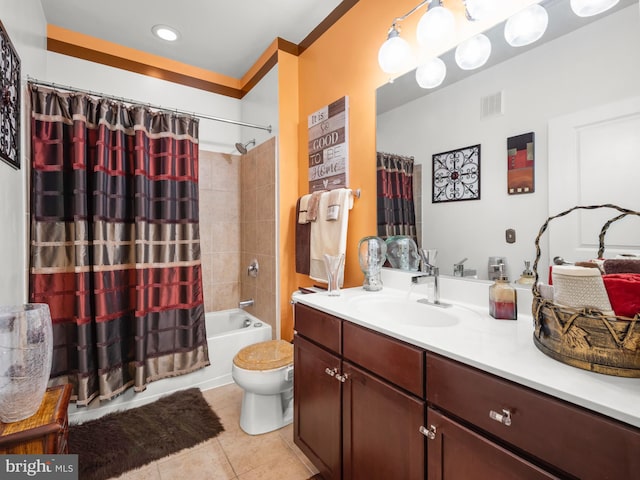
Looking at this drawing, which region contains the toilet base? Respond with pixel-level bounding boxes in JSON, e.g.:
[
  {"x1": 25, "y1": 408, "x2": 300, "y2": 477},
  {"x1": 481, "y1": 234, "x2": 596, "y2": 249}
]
[{"x1": 239, "y1": 390, "x2": 293, "y2": 435}]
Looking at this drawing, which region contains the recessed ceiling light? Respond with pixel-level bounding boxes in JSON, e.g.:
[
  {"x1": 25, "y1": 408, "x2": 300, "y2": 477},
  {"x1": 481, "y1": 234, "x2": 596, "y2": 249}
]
[{"x1": 152, "y1": 24, "x2": 180, "y2": 42}]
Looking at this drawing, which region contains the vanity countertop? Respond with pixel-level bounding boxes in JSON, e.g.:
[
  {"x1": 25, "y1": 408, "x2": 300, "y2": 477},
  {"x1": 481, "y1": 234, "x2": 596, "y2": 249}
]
[{"x1": 293, "y1": 277, "x2": 640, "y2": 429}]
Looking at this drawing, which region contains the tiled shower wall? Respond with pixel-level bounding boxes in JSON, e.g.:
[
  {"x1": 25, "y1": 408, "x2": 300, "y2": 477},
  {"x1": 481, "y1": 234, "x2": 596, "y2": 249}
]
[
  {"x1": 198, "y1": 139, "x2": 277, "y2": 337},
  {"x1": 240, "y1": 138, "x2": 277, "y2": 337},
  {"x1": 199, "y1": 150, "x2": 241, "y2": 312}
]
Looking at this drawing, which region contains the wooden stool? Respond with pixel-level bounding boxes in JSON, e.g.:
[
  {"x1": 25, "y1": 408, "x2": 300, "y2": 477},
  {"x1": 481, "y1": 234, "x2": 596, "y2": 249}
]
[{"x1": 0, "y1": 384, "x2": 72, "y2": 454}]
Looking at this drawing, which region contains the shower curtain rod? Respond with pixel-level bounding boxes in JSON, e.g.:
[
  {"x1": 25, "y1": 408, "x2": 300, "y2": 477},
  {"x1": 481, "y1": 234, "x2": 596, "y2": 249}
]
[{"x1": 27, "y1": 77, "x2": 273, "y2": 133}]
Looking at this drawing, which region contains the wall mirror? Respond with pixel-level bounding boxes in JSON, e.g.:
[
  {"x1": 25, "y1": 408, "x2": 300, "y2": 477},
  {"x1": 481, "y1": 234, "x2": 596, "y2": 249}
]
[{"x1": 376, "y1": 0, "x2": 640, "y2": 281}]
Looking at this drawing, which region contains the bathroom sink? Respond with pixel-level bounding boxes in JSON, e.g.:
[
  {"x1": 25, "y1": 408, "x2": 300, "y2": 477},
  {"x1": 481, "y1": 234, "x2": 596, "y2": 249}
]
[{"x1": 349, "y1": 294, "x2": 462, "y2": 327}]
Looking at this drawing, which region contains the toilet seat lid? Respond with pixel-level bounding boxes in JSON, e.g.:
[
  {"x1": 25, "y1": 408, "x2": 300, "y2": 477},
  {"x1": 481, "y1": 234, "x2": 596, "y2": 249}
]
[{"x1": 233, "y1": 340, "x2": 293, "y2": 371}]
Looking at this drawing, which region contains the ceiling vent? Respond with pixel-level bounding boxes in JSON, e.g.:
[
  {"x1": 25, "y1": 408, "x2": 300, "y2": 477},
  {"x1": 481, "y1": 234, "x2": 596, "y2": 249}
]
[{"x1": 481, "y1": 91, "x2": 504, "y2": 118}]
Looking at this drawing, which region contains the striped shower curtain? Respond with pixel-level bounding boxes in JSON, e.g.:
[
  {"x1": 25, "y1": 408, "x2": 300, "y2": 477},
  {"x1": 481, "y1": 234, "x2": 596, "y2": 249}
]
[
  {"x1": 376, "y1": 152, "x2": 417, "y2": 242},
  {"x1": 28, "y1": 85, "x2": 209, "y2": 405}
]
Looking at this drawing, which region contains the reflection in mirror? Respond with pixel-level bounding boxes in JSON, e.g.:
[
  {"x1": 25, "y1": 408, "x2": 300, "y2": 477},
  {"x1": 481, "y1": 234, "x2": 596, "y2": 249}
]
[{"x1": 376, "y1": 0, "x2": 640, "y2": 281}]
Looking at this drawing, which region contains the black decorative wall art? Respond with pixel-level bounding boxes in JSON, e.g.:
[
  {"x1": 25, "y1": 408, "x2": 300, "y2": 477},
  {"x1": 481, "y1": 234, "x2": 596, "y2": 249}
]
[
  {"x1": 432, "y1": 144, "x2": 480, "y2": 203},
  {"x1": 0, "y1": 19, "x2": 20, "y2": 170}
]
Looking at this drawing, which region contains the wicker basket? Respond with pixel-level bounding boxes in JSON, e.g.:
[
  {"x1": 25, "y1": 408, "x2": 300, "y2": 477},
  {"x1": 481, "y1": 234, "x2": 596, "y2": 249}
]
[{"x1": 531, "y1": 204, "x2": 640, "y2": 377}]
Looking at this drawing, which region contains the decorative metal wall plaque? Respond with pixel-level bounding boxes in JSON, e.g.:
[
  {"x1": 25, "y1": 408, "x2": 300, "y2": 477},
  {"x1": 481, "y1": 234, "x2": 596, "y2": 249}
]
[
  {"x1": 0, "y1": 19, "x2": 20, "y2": 170},
  {"x1": 432, "y1": 144, "x2": 480, "y2": 203}
]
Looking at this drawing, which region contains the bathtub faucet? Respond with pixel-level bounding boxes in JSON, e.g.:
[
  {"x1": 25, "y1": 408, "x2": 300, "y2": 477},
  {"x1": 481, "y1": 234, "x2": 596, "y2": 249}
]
[{"x1": 239, "y1": 298, "x2": 255, "y2": 309}]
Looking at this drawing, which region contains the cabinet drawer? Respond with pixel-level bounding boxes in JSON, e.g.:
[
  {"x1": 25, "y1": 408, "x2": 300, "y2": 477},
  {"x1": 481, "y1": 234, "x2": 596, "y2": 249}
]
[
  {"x1": 427, "y1": 353, "x2": 640, "y2": 480},
  {"x1": 294, "y1": 303, "x2": 342, "y2": 354},
  {"x1": 427, "y1": 407, "x2": 559, "y2": 480},
  {"x1": 343, "y1": 321, "x2": 424, "y2": 397}
]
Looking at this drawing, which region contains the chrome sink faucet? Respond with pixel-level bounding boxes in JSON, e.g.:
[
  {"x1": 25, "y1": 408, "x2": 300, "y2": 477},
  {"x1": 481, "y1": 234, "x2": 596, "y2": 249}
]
[{"x1": 413, "y1": 249, "x2": 451, "y2": 308}]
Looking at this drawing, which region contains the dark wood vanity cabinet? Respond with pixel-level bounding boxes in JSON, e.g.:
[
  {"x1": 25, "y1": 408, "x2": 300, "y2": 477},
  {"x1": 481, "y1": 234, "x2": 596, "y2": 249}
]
[
  {"x1": 426, "y1": 407, "x2": 559, "y2": 480},
  {"x1": 342, "y1": 361, "x2": 425, "y2": 480},
  {"x1": 294, "y1": 303, "x2": 426, "y2": 480},
  {"x1": 294, "y1": 304, "x2": 343, "y2": 480},
  {"x1": 294, "y1": 303, "x2": 640, "y2": 480},
  {"x1": 426, "y1": 353, "x2": 640, "y2": 480}
]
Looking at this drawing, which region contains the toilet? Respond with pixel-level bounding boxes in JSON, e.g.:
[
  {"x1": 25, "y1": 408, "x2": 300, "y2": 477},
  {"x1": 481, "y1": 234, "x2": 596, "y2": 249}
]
[{"x1": 231, "y1": 339, "x2": 294, "y2": 435}]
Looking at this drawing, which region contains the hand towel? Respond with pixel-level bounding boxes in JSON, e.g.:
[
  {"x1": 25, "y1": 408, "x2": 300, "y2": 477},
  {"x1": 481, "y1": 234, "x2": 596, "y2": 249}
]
[
  {"x1": 309, "y1": 188, "x2": 353, "y2": 285},
  {"x1": 306, "y1": 191, "x2": 324, "y2": 222},
  {"x1": 296, "y1": 197, "x2": 311, "y2": 274},
  {"x1": 602, "y1": 273, "x2": 640, "y2": 318},
  {"x1": 326, "y1": 189, "x2": 342, "y2": 221},
  {"x1": 298, "y1": 194, "x2": 311, "y2": 224}
]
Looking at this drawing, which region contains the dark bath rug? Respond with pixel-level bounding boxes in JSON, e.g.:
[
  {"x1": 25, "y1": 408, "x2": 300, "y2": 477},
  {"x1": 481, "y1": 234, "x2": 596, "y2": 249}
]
[{"x1": 68, "y1": 387, "x2": 224, "y2": 480}]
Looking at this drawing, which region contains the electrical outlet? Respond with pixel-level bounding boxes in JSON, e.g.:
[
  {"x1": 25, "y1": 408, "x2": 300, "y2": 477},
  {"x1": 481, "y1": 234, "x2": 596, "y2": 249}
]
[{"x1": 506, "y1": 228, "x2": 516, "y2": 244}]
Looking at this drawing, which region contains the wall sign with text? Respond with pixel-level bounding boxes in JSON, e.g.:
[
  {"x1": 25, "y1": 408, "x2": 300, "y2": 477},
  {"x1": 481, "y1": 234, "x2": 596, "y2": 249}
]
[{"x1": 308, "y1": 96, "x2": 349, "y2": 192}]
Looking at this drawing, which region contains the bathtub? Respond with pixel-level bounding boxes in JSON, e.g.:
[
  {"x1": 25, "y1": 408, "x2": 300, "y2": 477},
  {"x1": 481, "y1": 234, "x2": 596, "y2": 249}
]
[{"x1": 68, "y1": 309, "x2": 272, "y2": 424}]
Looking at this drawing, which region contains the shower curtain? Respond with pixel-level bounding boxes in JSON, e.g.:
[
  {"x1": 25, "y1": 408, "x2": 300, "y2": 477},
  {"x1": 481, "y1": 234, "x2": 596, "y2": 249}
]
[
  {"x1": 28, "y1": 85, "x2": 209, "y2": 405},
  {"x1": 376, "y1": 152, "x2": 417, "y2": 241}
]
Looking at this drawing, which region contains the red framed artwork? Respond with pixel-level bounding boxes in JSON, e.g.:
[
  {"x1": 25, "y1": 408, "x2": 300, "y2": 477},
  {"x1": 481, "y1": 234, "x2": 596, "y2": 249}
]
[{"x1": 507, "y1": 132, "x2": 534, "y2": 195}]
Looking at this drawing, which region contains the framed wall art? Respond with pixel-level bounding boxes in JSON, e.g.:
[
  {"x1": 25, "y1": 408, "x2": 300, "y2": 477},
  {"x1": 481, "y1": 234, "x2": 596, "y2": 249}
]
[
  {"x1": 432, "y1": 144, "x2": 480, "y2": 203},
  {"x1": 507, "y1": 132, "x2": 535, "y2": 194},
  {"x1": 0, "y1": 19, "x2": 21, "y2": 170},
  {"x1": 308, "y1": 96, "x2": 349, "y2": 192}
]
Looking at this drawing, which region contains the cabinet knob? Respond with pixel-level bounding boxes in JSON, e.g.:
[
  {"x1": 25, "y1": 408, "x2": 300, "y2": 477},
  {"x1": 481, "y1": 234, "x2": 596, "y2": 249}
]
[
  {"x1": 335, "y1": 373, "x2": 349, "y2": 383},
  {"x1": 419, "y1": 425, "x2": 437, "y2": 440},
  {"x1": 489, "y1": 408, "x2": 512, "y2": 426},
  {"x1": 325, "y1": 367, "x2": 338, "y2": 377}
]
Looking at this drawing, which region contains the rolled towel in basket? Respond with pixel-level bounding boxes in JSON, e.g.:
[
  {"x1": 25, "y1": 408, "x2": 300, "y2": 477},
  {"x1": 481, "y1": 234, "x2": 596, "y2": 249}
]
[
  {"x1": 603, "y1": 258, "x2": 640, "y2": 275},
  {"x1": 602, "y1": 273, "x2": 640, "y2": 319},
  {"x1": 552, "y1": 265, "x2": 614, "y2": 315}
]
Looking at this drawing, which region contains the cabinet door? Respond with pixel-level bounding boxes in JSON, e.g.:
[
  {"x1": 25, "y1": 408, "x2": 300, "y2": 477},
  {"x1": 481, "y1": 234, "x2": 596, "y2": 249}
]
[
  {"x1": 294, "y1": 334, "x2": 342, "y2": 480},
  {"x1": 342, "y1": 361, "x2": 425, "y2": 480},
  {"x1": 426, "y1": 408, "x2": 559, "y2": 480}
]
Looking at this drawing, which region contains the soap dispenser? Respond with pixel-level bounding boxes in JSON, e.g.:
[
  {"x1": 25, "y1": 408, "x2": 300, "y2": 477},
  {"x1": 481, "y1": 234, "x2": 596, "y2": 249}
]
[
  {"x1": 489, "y1": 265, "x2": 517, "y2": 320},
  {"x1": 516, "y1": 260, "x2": 536, "y2": 285}
]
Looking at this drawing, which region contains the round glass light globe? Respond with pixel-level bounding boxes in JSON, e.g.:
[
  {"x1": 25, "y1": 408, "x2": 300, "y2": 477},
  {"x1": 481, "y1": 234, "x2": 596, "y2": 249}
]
[
  {"x1": 416, "y1": 6, "x2": 455, "y2": 47},
  {"x1": 378, "y1": 35, "x2": 413, "y2": 74},
  {"x1": 415, "y1": 58, "x2": 447, "y2": 89},
  {"x1": 570, "y1": 0, "x2": 619, "y2": 17},
  {"x1": 504, "y1": 4, "x2": 548, "y2": 47},
  {"x1": 455, "y1": 34, "x2": 492, "y2": 70}
]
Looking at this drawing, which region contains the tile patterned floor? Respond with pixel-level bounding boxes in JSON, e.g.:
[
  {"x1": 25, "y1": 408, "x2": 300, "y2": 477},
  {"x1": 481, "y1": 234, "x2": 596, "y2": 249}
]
[{"x1": 111, "y1": 383, "x2": 319, "y2": 480}]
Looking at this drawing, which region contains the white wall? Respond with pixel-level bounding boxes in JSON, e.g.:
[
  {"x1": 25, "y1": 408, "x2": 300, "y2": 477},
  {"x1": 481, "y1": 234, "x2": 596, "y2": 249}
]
[
  {"x1": 45, "y1": 52, "x2": 248, "y2": 152},
  {"x1": 240, "y1": 65, "x2": 278, "y2": 148},
  {"x1": 377, "y1": 6, "x2": 640, "y2": 281},
  {"x1": 0, "y1": 0, "x2": 47, "y2": 304}
]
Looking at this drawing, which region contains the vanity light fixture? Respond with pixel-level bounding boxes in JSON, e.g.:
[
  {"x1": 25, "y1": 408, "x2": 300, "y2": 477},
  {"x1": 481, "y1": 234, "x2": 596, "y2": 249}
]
[
  {"x1": 378, "y1": 24, "x2": 414, "y2": 74},
  {"x1": 415, "y1": 57, "x2": 447, "y2": 89},
  {"x1": 380, "y1": 0, "x2": 611, "y2": 90},
  {"x1": 455, "y1": 33, "x2": 491, "y2": 70},
  {"x1": 504, "y1": 4, "x2": 549, "y2": 47},
  {"x1": 570, "y1": 0, "x2": 619, "y2": 17},
  {"x1": 152, "y1": 24, "x2": 180, "y2": 42},
  {"x1": 416, "y1": 0, "x2": 455, "y2": 47}
]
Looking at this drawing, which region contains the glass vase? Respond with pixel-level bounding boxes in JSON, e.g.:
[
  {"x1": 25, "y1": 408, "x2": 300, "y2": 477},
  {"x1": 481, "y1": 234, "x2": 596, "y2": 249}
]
[
  {"x1": 0, "y1": 304, "x2": 53, "y2": 422},
  {"x1": 323, "y1": 253, "x2": 345, "y2": 296}
]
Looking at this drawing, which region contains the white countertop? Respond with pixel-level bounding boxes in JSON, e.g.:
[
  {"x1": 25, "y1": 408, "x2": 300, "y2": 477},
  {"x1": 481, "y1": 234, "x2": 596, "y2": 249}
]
[{"x1": 293, "y1": 269, "x2": 640, "y2": 429}]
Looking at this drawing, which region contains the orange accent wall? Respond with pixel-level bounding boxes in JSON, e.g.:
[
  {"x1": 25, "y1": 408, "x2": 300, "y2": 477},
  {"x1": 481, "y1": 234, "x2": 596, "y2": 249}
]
[
  {"x1": 293, "y1": 0, "x2": 419, "y2": 297},
  {"x1": 277, "y1": 50, "x2": 300, "y2": 342}
]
